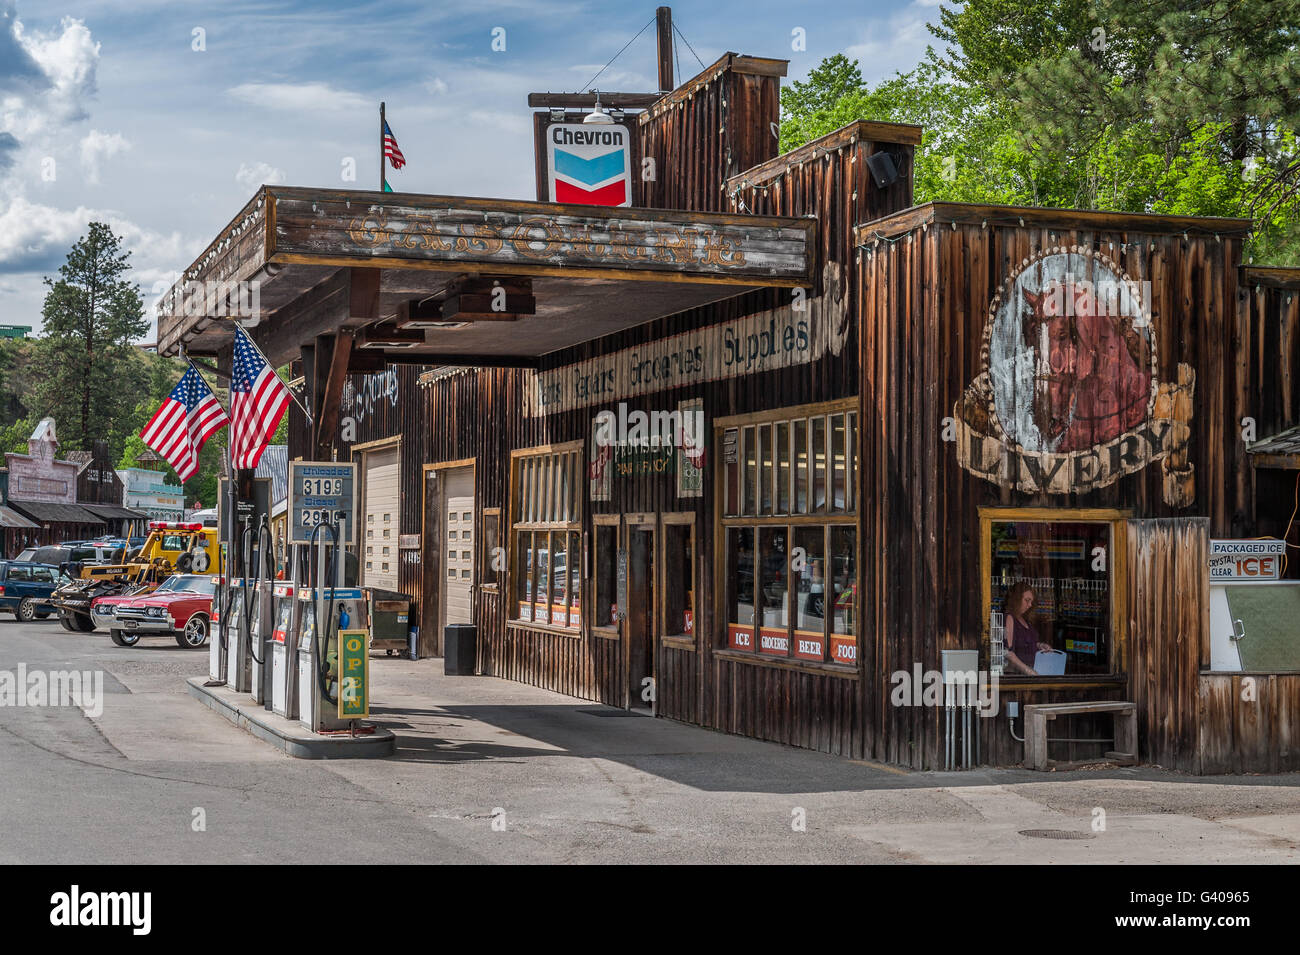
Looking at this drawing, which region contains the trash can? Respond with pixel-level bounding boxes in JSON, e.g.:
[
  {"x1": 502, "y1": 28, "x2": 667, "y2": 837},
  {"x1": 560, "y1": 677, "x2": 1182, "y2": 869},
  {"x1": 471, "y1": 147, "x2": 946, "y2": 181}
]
[{"x1": 444, "y1": 624, "x2": 477, "y2": 675}]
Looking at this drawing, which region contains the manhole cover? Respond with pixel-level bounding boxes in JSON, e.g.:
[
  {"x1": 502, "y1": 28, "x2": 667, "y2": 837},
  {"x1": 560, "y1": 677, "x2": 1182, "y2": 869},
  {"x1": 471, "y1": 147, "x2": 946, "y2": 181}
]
[{"x1": 1018, "y1": 829, "x2": 1095, "y2": 840}]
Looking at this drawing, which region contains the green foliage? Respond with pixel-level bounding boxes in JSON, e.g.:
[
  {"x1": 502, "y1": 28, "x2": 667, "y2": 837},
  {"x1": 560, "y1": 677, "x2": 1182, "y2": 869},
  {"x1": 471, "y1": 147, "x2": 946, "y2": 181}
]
[
  {"x1": 0, "y1": 413, "x2": 39, "y2": 455},
  {"x1": 780, "y1": 1, "x2": 1300, "y2": 264},
  {"x1": 29, "y1": 222, "x2": 150, "y2": 460}
]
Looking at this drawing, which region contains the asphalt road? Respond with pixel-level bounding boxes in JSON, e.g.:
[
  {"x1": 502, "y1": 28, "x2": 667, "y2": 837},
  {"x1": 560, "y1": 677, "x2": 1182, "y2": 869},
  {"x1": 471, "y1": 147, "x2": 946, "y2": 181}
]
[{"x1": 1, "y1": 617, "x2": 1298, "y2": 864}]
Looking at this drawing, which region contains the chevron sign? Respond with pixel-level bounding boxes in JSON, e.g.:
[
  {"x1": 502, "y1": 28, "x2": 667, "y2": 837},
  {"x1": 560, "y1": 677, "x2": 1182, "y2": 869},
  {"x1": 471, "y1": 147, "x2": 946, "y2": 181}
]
[{"x1": 546, "y1": 122, "x2": 632, "y2": 207}]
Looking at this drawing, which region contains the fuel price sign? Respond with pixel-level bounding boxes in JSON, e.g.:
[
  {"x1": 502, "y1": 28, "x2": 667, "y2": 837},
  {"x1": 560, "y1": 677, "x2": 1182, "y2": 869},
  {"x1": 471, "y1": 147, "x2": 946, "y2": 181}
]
[{"x1": 289, "y1": 461, "x2": 358, "y2": 545}]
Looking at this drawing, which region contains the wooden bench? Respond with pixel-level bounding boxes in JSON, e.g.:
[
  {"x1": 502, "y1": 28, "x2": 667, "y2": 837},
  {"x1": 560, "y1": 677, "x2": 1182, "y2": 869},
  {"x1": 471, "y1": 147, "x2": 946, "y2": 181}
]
[{"x1": 1023, "y1": 701, "x2": 1138, "y2": 771}]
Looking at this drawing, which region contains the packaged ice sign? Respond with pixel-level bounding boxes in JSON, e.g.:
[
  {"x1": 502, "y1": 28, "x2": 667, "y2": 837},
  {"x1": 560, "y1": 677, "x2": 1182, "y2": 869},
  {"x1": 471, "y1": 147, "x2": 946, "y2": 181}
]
[
  {"x1": 1209, "y1": 539, "x2": 1284, "y2": 580},
  {"x1": 547, "y1": 123, "x2": 632, "y2": 207}
]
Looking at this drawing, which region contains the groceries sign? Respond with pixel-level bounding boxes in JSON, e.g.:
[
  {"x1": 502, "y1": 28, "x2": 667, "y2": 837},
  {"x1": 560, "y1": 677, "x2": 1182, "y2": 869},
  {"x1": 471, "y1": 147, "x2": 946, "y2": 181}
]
[{"x1": 546, "y1": 123, "x2": 632, "y2": 207}]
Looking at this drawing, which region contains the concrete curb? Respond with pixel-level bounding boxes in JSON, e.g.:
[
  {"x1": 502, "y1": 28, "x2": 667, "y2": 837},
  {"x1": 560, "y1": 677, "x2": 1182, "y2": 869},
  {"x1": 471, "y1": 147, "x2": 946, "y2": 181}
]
[{"x1": 186, "y1": 677, "x2": 395, "y2": 759}]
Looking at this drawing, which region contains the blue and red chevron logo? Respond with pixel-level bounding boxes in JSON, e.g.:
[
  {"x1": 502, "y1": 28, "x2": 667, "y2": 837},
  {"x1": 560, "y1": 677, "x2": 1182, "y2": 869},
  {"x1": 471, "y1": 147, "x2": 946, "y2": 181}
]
[{"x1": 547, "y1": 123, "x2": 631, "y2": 207}]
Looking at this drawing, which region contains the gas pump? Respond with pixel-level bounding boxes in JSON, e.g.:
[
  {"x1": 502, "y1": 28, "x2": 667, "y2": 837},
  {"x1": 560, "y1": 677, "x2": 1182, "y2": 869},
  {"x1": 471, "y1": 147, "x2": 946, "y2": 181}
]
[
  {"x1": 208, "y1": 574, "x2": 227, "y2": 684},
  {"x1": 270, "y1": 580, "x2": 299, "y2": 719},
  {"x1": 224, "y1": 577, "x2": 250, "y2": 692},
  {"x1": 297, "y1": 520, "x2": 370, "y2": 732},
  {"x1": 247, "y1": 519, "x2": 275, "y2": 706}
]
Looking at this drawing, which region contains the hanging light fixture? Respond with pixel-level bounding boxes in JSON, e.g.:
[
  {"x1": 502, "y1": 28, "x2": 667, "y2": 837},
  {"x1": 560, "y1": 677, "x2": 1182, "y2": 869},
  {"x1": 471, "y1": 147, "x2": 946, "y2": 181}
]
[{"x1": 583, "y1": 89, "x2": 614, "y2": 125}]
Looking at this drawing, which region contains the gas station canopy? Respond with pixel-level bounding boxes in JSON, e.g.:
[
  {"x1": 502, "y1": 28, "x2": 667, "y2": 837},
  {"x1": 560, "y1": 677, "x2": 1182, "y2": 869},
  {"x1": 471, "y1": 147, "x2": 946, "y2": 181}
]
[{"x1": 156, "y1": 186, "x2": 818, "y2": 367}]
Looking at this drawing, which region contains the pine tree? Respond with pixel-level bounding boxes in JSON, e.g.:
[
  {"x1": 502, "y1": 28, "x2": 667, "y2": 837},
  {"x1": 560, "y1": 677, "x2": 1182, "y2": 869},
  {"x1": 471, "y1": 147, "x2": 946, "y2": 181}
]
[{"x1": 30, "y1": 222, "x2": 150, "y2": 458}]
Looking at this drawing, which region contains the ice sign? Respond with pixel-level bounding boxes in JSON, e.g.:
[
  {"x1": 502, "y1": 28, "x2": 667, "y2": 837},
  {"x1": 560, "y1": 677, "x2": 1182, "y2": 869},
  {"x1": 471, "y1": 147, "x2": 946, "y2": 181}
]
[{"x1": 289, "y1": 461, "x2": 358, "y2": 545}]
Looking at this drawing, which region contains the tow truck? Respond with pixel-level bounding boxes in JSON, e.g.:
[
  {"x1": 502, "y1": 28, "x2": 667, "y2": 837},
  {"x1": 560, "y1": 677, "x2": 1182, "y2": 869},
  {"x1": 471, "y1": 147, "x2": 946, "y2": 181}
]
[{"x1": 50, "y1": 521, "x2": 222, "y2": 632}]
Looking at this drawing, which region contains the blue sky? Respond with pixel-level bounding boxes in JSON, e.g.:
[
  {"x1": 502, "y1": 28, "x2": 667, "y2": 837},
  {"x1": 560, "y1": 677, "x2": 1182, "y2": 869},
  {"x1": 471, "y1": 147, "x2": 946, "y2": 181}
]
[{"x1": 0, "y1": 0, "x2": 948, "y2": 337}]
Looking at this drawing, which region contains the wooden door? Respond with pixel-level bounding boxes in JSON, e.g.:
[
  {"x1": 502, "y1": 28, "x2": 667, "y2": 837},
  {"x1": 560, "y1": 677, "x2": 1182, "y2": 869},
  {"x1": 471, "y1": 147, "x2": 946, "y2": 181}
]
[
  {"x1": 627, "y1": 525, "x2": 655, "y2": 710},
  {"x1": 441, "y1": 467, "x2": 475, "y2": 632}
]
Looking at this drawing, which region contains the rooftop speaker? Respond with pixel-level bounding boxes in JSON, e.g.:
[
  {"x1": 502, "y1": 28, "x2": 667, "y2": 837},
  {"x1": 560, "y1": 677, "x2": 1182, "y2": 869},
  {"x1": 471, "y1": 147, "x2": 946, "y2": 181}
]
[{"x1": 866, "y1": 151, "x2": 899, "y2": 189}]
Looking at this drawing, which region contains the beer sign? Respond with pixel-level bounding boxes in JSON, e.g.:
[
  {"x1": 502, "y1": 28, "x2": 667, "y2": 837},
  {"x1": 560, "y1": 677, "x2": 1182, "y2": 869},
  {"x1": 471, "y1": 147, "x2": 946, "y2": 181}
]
[{"x1": 1209, "y1": 539, "x2": 1284, "y2": 580}]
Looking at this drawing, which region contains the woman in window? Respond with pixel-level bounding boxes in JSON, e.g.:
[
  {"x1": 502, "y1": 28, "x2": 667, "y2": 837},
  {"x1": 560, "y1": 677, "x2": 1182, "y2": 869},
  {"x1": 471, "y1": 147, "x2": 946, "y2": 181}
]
[{"x1": 1004, "y1": 582, "x2": 1052, "y2": 676}]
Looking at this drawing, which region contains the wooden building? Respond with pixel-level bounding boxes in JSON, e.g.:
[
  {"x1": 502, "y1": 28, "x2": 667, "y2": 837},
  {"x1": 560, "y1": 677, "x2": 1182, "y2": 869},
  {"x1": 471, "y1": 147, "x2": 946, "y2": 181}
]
[{"x1": 157, "y1": 46, "x2": 1300, "y2": 773}]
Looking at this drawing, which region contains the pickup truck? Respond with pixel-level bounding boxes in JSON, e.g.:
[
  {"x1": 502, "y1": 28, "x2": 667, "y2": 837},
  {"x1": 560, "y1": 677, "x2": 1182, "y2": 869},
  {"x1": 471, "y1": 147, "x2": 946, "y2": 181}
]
[
  {"x1": 100, "y1": 574, "x2": 215, "y2": 648},
  {"x1": 0, "y1": 561, "x2": 66, "y2": 621}
]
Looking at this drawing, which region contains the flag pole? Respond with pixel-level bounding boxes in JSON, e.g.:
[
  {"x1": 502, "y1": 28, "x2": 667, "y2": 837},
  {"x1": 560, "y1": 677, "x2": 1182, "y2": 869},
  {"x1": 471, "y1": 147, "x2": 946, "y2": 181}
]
[{"x1": 380, "y1": 101, "x2": 387, "y2": 193}]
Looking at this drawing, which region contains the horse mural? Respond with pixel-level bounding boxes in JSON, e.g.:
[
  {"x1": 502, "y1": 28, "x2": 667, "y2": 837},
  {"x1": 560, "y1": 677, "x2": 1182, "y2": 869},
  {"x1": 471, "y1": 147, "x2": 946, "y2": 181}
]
[{"x1": 953, "y1": 247, "x2": 1195, "y2": 506}]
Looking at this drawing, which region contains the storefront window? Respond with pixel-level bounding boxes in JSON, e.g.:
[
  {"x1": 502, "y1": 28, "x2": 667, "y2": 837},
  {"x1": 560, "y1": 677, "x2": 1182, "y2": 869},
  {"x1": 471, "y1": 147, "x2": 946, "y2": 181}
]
[
  {"x1": 510, "y1": 444, "x2": 582, "y2": 630},
  {"x1": 726, "y1": 526, "x2": 755, "y2": 650},
  {"x1": 594, "y1": 521, "x2": 618, "y2": 629},
  {"x1": 793, "y1": 526, "x2": 826, "y2": 661},
  {"x1": 720, "y1": 402, "x2": 859, "y2": 666},
  {"x1": 758, "y1": 527, "x2": 789, "y2": 655},
  {"x1": 663, "y1": 520, "x2": 694, "y2": 638},
  {"x1": 482, "y1": 509, "x2": 501, "y2": 591},
  {"x1": 984, "y1": 513, "x2": 1116, "y2": 677}
]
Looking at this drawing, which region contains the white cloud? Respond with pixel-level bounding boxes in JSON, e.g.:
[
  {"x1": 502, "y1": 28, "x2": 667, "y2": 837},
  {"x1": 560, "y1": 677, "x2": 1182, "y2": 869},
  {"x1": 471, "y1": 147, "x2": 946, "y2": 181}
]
[
  {"x1": 227, "y1": 81, "x2": 370, "y2": 112},
  {"x1": 12, "y1": 14, "x2": 100, "y2": 124},
  {"x1": 0, "y1": 195, "x2": 193, "y2": 276},
  {"x1": 79, "y1": 129, "x2": 129, "y2": 184},
  {"x1": 424, "y1": 77, "x2": 449, "y2": 96},
  {"x1": 235, "y1": 160, "x2": 286, "y2": 192}
]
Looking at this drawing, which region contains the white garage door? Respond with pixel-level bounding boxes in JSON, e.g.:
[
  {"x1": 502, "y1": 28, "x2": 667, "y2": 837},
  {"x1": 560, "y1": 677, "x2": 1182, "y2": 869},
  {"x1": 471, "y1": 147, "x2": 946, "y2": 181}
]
[
  {"x1": 363, "y1": 447, "x2": 400, "y2": 592},
  {"x1": 442, "y1": 467, "x2": 474, "y2": 629}
]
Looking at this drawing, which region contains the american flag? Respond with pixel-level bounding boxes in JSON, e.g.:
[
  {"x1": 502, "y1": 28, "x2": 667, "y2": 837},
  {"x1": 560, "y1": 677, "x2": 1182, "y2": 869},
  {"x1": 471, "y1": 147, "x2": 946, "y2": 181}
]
[
  {"x1": 383, "y1": 120, "x2": 406, "y2": 169},
  {"x1": 139, "y1": 363, "x2": 228, "y2": 482},
  {"x1": 230, "y1": 325, "x2": 291, "y2": 470}
]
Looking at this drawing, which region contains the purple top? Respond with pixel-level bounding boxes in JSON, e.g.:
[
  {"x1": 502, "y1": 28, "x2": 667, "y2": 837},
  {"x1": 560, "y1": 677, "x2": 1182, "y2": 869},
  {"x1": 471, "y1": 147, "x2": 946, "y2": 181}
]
[{"x1": 1008, "y1": 616, "x2": 1042, "y2": 671}]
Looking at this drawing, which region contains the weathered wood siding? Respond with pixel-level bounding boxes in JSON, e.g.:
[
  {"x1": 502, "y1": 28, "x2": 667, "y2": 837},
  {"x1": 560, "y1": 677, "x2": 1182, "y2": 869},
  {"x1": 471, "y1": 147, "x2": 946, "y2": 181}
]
[{"x1": 858, "y1": 207, "x2": 1251, "y2": 769}]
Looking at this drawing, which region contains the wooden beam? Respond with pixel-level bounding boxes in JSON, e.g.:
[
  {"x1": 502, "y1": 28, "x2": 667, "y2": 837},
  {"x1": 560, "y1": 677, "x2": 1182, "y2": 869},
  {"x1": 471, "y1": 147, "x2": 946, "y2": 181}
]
[
  {"x1": 349, "y1": 267, "x2": 381, "y2": 320},
  {"x1": 313, "y1": 330, "x2": 354, "y2": 459},
  {"x1": 656, "y1": 6, "x2": 674, "y2": 92},
  {"x1": 527, "y1": 92, "x2": 660, "y2": 109}
]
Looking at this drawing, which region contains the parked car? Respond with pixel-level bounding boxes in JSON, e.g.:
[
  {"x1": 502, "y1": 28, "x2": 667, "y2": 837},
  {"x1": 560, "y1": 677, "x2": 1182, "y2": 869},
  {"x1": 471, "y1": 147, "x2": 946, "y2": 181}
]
[
  {"x1": 0, "y1": 561, "x2": 66, "y2": 622},
  {"x1": 15, "y1": 542, "x2": 126, "y2": 576},
  {"x1": 102, "y1": 573, "x2": 215, "y2": 648}
]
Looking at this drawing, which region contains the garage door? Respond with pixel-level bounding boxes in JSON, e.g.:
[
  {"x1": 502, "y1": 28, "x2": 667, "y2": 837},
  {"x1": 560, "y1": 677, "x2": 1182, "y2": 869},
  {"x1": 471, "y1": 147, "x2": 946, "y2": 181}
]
[
  {"x1": 363, "y1": 447, "x2": 400, "y2": 591},
  {"x1": 442, "y1": 467, "x2": 474, "y2": 629}
]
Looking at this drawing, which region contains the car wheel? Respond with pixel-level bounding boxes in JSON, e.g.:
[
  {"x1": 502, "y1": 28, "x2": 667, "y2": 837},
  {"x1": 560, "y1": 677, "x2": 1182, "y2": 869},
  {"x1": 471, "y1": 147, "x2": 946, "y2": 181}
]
[
  {"x1": 73, "y1": 612, "x2": 96, "y2": 632},
  {"x1": 59, "y1": 614, "x2": 77, "y2": 631},
  {"x1": 177, "y1": 614, "x2": 209, "y2": 648},
  {"x1": 16, "y1": 598, "x2": 36, "y2": 622},
  {"x1": 109, "y1": 628, "x2": 140, "y2": 648}
]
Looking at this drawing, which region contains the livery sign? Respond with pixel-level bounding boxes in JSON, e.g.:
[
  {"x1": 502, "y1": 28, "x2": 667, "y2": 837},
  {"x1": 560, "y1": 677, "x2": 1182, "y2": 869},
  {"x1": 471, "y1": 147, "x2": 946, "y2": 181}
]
[
  {"x1": 953, "y1": 246, "x2": 1196, "y2": 506},
  {"x1": 546, "y1": 122, "x2": 632, "y2": 207}
]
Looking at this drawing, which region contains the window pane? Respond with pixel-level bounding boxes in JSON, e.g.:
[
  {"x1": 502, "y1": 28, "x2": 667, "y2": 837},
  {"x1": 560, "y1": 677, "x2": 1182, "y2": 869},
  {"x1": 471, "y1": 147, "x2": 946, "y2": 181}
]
[
  {"x1": 812, "y1": 416, "x2": 827, "y2": 512},
  {"x1": 515, "y1": 531, "x2": 533, "y2": 620},
  {"x1": 831, "y1": 413, "x2": 847, "y2": 512},
  {"x1": 726, "y1": 527, "x2": 755, "y2": 650},
  {"x1": 846, "y1": 412, "x2": 857, "y2": 513},
  {"x1": 758, "y1": 527, "x2": 789, "y2": 656},
  {"x1": 741, "y1": 426, "x2": 756, "y2": 516},
  {"x1": 664, "y1": 524, "x2": 693, "y2": 637},
  {"x1": 551, "y1": 533, "x2": 568, "y2": 626},
  {"x1": 483, "y1": 515, "x2": 499, "y2": 586},
  {"x1": 989, "y1": 520, "x2": 1111, "y2": 676},
  {"x1": 595, "y1": 525, "x2": 618, "y2": 627},
  {"x1": 794, "y1": 526, "x2": 827, "y2": 661},
  {"x1": 557, "y1": 455, "x2": 569, "y2": 523},
  {"x1": 567, "y1": 531, "x2": 581, "y2": 630},
  {"x1": 534, "y1": 532, "x2": 551, "y2": 623},
  {"x1": 776, "y1": 421, "x2": 791, "y2": 514},
  {"x1": 829, "y1": 525, "x2": 857, "y2": 664},
  {"x1": 724, "y1": 428, "x2": 740, "y2": 517},
  {"x1": 794, "y1": 419, "x2": 809, "y2": 513},
  {"x1": 758, "y1": 424, "x2": 773, "y2": 515}
]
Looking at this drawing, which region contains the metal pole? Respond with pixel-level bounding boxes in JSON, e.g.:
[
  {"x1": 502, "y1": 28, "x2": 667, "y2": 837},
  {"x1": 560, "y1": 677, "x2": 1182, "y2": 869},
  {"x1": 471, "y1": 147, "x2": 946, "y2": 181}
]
[{"x1": 380, "y1": 102, "x2": 387, "y2": 193}]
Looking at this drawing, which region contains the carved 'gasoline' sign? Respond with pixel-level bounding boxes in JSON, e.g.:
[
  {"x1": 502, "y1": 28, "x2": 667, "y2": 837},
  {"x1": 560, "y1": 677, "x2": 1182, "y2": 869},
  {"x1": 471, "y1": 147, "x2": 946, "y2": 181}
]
[{"x1": 953, "y1": 246, "x2": 1195, "y2": 505}]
